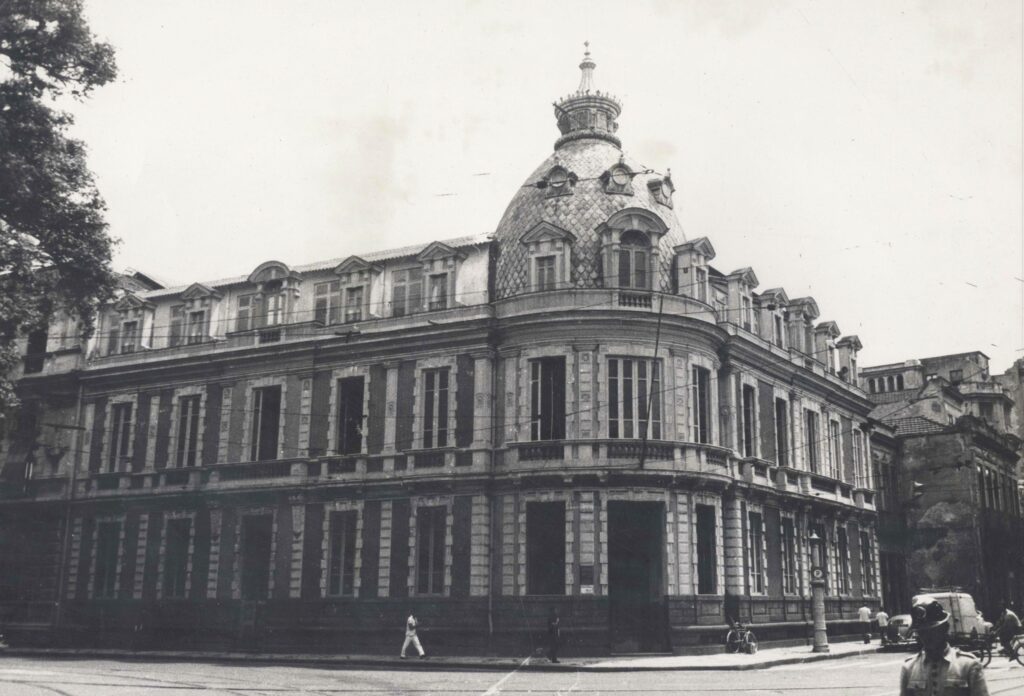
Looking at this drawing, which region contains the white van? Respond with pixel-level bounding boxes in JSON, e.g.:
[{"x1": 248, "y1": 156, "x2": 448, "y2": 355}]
[{"x1": 912, "y1": 592, "x2": 986, "y2": 640}]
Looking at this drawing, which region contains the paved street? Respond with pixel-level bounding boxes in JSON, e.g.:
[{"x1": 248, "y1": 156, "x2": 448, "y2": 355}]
[{"x1": 0, "y1": 653, "x2": 1021, "y2": 695}]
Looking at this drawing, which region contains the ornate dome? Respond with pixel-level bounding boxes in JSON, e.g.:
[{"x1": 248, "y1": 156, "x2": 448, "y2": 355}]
[{"x1": 493, "y1": 47, "x2": 686, "y2": 300}]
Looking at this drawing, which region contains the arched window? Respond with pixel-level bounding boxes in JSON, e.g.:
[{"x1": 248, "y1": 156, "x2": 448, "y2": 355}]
[
  {"x1": 886, "y1": 376, "x2": 895, "y2": 392},
  {"x1": 618, "y1": 230, "x2": 650, "y2": 290}
]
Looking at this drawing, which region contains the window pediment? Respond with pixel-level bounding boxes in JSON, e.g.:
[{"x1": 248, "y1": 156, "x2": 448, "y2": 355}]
[
  {"x1": 180, "y1": 282, "x2": 222, "y2": 302},
  {"x1": 674, "y1": 237, "x2": 716, "y2": 261},
  {"x1": 416, "y1": 241, "x2": 466, "y2": 264},
  {"x1": 759, "y1": 287, "x2": 789, "y2": 308},
  {"x1": 112, "y1": 293, "x2": 154, "y2": 313},
  {"x1": 788, "y1": 296, "x2": 820, "y2": 320},
  {"x1": 540, "y1": 165, "x2": 578, "y2": 198},
  {"x1": 519, "y1": 221, "x2": 576, "y2": 246},
  {"x1": 599, "y1": 207, "x2": 668, "y2": 238},
  {"x1": 726, "y1": 267, "x2": 759, "y2": 289},
  {"x1": 837, "y1": 335, "x2": 862, "y2": 351},
  {"x1": 815, "y1": 321, "x2": 841, "y2": 338},
  {"x1": 248, "y1": 260, "x2": 296, "y2": 285},
  {"x1": 333, "y1": 255, "x2": 382, "y2": 277}
]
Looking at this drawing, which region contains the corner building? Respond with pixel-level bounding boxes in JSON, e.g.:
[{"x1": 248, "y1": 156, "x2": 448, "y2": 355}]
[{"x1": 1, "y1": 52, "x2": 880, "y2": 655}]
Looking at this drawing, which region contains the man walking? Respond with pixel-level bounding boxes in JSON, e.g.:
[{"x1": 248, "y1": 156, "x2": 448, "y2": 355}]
[
  {"x1": 400, "y1": 612, "x2": 426, "y2": 659},
  {"x1": 899, "y1": 596, "x2": 988, "y2": 695},
  {"x1": 858, "y1": 604, "x2": 872, "y2": 644},
  {"x1": 876, "y1": 607, "x2": 890, "y2": 644}
]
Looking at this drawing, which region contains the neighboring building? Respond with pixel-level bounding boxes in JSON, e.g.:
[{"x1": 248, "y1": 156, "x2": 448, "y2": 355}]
[
  {"x1": 997, "y1": 358, "x2": 1024, "y2": 482},
  {"x1": 0, "y1": 50, "x2": 881, "y2": 655},
  {"x1": 861, "y1": 352, "x2": 1023, "y2": 616}
]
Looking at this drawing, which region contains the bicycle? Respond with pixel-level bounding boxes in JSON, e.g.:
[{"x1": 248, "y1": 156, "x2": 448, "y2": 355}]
[
  {"x1": 725, "y1": 623, "x2": 758, "y2": 655},
  {"x1": 965, "y1": 631, "x2": 994, "y2": 668},
  {"x1": 1002, "y1": 632, "x2": 1024, "y2": 666}
]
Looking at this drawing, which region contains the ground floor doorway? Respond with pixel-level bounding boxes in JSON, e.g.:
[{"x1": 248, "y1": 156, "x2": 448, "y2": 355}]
[{"x1": 607, "y1": 500, "x2": 667, "y2": 653}]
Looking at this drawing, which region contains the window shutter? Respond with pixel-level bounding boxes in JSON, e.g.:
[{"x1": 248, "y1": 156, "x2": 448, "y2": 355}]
[
  {"x1": 253, "y1": 295, "x2": 265, "y2": 328},
  {"x1": 107, "y1": 326, "x2": 120, "y2": 354}
]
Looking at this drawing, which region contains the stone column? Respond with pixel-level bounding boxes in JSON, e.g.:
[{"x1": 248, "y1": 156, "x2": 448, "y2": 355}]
[
  {"x1": 289, "y1": 499, "x2": 305, "y2": 599},
  {"x1": 723, "y1": 495, "x2": 746, "y2": 596},
  {"x1": 471, "y1": 354, "x2": 492, "y2": 453},
  {"x1": 383, "y1": 363, "x2": 399, "y2": 455}
]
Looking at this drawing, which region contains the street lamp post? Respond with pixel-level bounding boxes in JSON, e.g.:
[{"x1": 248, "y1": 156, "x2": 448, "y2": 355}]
[{"x1": 808, "y1": 531, "x2": 830, "y2": 653}]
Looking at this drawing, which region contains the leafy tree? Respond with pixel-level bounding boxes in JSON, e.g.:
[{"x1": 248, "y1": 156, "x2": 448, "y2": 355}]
[{"x1": 0, "y1": 0, "x2": 118, "y2": 411}]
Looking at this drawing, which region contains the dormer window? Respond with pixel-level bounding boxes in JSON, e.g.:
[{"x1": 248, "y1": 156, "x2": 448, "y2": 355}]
[
  {"x1": 695, "y1": 267, "x2": 708, "y2": 302},
  {"x1": 186, "y1": 310, "x2": 207, "y2": 345},
  {"x1": 535, "y1": 256, "x2": 556, "y2": 291},
  {"x1": 428, "y1": 273, "x2": 448, "y2": 311},
  {"x1": 774, "y1": 315, "x2": 785, "y2": 347},
  {"x1": 120, "y1": 320, "x2": 139, "y2": 354},
  {"x1": 392, "y1": 268, "x2": 424, "y2": 317},
  {"x1": 236, "y1": 294, "x2": 257, "y2": 332},
  {"x1": 520, "y1": 221, "x2": 575, "y2": 293},
  {"x1": 314, "y1": 280, "x2": 343, "y2": 324},
  {"x1": 602, "y1": 162, "x2": 634, "y2": 195},
  {"x1": 673, "y1": 237, "x2": 715, "y2": 303},
  {"x1": 618, "y1": 230, "x2": 650, "y2": 289},
  {"x1": 741, "y1": 296, "x2": 752, "y2": 330},
  {"x1": 648, "y1": 175, "x2": 674, "y2": 208},
  {"x1": 344, "y1": 286, "x2": 364, "y2": 322},
  {"x1": 541, "y1": 165, "x2": 577, "y2": 198},
  {"x1": 264, "y1": 291, "x2": 285, "y2": 326}
]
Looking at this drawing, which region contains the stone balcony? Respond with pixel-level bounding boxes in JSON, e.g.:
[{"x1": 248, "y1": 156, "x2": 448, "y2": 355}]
[{"x1": 493, "y1": 289, "x2": 717, "y2": 323}]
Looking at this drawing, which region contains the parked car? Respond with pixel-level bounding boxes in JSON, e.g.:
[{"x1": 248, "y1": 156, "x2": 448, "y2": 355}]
[{"x1": 885, "y1": 613, "x2": 915, "y2": 647}]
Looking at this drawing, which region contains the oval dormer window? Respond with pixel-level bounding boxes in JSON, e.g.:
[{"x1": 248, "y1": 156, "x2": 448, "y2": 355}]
[
  {"x1": 611, "y1": 167, "x2": 630, "y2": 187},
  {"x1": 549, "y1": 168, "x2": 569, "y2": 190}
]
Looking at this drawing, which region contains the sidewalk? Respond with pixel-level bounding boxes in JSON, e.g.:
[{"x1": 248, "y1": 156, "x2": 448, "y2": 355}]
[{"x1": 4, "y1": 641, "x2": 887, "y2": 672}]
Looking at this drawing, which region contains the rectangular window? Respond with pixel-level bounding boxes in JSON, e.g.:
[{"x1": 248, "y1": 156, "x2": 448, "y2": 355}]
[
  {"x1": 781, "y1": 517, "x2": 798, "y2": 594},
  {"x1": 607, "y1": 358, "x2": 661, "y2": 440},
  {"x1": 108, "y1": 402, "x2": 132, "y2": 473},
  {"x1": 852, "y1": 429, "x2": 865, "y2": 487},
  {"x1": 23, "y1": 327, "x2": 47, "y2": 374},
  {"x1": 170, "y1": 306, "x2": 184, "y2": 347},
  {"x1": 775, "y1": 398, "x2": 789, "y2": 467},
  {"x1": 175, "y1": 395, "x2": 201, "y2": 468},
  {"x1": 859, "y1": 530, "x2": 875, "y2": 596},
  {"x1": 314, "y1": 280, "x2": 342, "y2": 324},
  {"x1": 344, "y1": 286, "x2": 363, "y2": 323},
  {"x1": 186, "y1": 310, "x2": 206, "y2": 344},
  {"x1": 829, "y1": 420, "x2": 841, "y2": 478},
  {"x1": 747, "y1": 511, "x2": 765, "y2": 594},
  {"x1": 163, "y1": 518, "x2": 191, "y2": 599},
  {"x1": 526, "y1": 502, "x2": 566, "y2": 595},
  {"x1": 240, "y1": 514, "x2": 273, "y2": 601},
  {"x1": 691, "y1": 366, "x2": 711, "y2": 444},
  {"x1": 535, "y1": 256, "x2": 557, "y2": 291},
  {"x1": 530, "y1": 358, "x2": 566, "y2": 441},
  {"x1": 741, "y1": 295, "x2": 752, "y2": 330},
  {"x1": 804, "y1": 409, "x2": 819, "y2": 473},
  {"x1": 120, "y1": 321, "x2": 139, "y2": 354},
  {"x1": 94, "y1": 521, "x2": 120, "y2": 599},
  {"x1": 695, "y1": 267, "x2": 708, "y2": 303},
  {"x1": 836, "y1": 527, "x2": 850, "y2": 595},
  {"x1": 742, "y1": 384, "x2": 756, "y2": 457},
  {"x1": 421, "y1": 368, "x2": 449, "y2": 449},
  {"x1": 336, "y1": 377, "x2": 364, "y2": 455},
  {"x1": 327, "y1": 510, "x2": 358, "y2": 596},
  {"x1": 618, "y1": 248, "x2": 648, "y2": 289},
  {"x1": 950, "y1": 369, "x2": 963, "y2": 383},
  {"x1": 696, "y1": 504, "x2": 717, "y2": 594},
  {"x1": 236, "y1": 294, "x2": 258, "y2": 332},
  {"x1": 428, "y1": 274, "x2": 448, "y2": 311},
  {"x1": 249, "y1": 386, "x2": 281, "y2": 461},
  {"x1": 392, "y1": 268, "x2": 423, "y2": 317},
  {"x1": 773, "y1": 315, "x2": 784, "y2": 347},
  {"x1": 264, "y1": 292, "x2": 284, "y2": 326},
  {"x1": 416, "y1": 506, "x2": 446, "y2": 595}
]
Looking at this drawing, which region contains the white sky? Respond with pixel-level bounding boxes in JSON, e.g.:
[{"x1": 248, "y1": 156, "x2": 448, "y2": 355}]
[{"x1": 69, "y1": 0, "x2": 1022, "y2": 373}]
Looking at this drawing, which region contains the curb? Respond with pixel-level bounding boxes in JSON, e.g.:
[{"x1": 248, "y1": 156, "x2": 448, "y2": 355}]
[{"x1": 3, "y1": 644, "x2": 885, "y2": 672}]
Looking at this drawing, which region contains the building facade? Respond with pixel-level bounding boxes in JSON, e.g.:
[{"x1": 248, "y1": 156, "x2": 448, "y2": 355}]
[
  {"x1": 861, "y1": 353, "x2": 1023, "y2": 616},
  {"x1": 0, "y1": 52, "x2": 881, "y2": 655}
]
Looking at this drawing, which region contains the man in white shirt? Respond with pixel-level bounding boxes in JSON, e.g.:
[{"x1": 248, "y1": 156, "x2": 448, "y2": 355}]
[
  {"x1": 400, "y1": 613, "x2": 426, "y2": 659},
  {"x1": 858, "y1": 605, "x2": 872, "y2": 643},
  {"x1": 876, "y1": 608, "x2": 890, "y2": 644}
]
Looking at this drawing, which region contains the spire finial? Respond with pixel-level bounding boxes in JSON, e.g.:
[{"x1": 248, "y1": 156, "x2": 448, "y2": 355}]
[{"x1": 578, "y1": 41, "x2": 596, "y2": 92}]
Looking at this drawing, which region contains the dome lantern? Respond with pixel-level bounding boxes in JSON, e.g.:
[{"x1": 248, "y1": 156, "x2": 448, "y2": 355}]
[{"x1": 553, "y1": 43, "x2": 622, "y2": 150}]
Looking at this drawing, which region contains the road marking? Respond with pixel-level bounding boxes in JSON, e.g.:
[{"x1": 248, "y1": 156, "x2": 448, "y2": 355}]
[
  {"x1": 481, "y1": 656, "x2": 532, "y2": 695},
  {"x1": 555, "y1": 668, "x2": 581, "y2": 696}
]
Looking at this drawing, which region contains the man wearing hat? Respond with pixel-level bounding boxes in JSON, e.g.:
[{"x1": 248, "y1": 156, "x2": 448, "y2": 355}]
[{"x1": 899, "y1": 596, "x2": 988, "y2": 695}]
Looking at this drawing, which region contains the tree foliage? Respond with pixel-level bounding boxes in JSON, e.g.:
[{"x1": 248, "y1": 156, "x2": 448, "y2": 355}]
[{"x1": 0, "y1": 0, "x2": 118, "y2": 410}]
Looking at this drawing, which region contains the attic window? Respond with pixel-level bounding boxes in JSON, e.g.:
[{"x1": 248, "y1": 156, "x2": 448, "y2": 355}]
[
  {"x1": 601, "y1": 163, "x2": 634, "y2": 195},
  {"x1": 542, "y1": 166, "x2": 576, "y2": 198}
]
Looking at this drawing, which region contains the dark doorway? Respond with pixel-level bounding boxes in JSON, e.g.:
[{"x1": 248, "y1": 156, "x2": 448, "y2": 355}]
[
  {"x1": 240, "y1": 515, "x2": 273, "y2": 600},
  {"x1": 608, "y1": 501, "x2": 667, "y2": 653}
]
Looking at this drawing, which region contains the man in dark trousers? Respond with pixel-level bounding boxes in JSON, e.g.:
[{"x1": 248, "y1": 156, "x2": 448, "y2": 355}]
[{"x1": 547, "y1": 608, "x2": 560, "y2": 663}]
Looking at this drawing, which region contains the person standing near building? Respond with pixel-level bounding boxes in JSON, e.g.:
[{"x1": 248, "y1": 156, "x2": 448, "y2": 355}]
[
  {"x1": 400, "y1": 612, "x2": 426, "y2": 659},
  {"x1": 547, "y1": 608, "x2": 560, "y2": 663},
  {"x1": 876, "y1": 607, "x2": 890, "y2": 644},
  {"x1": 899, "y1": 597, "x2": 988, "y2": 696},
  {"x1": 858, "y1": 604, "x2": 872, "y2": 644}
]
